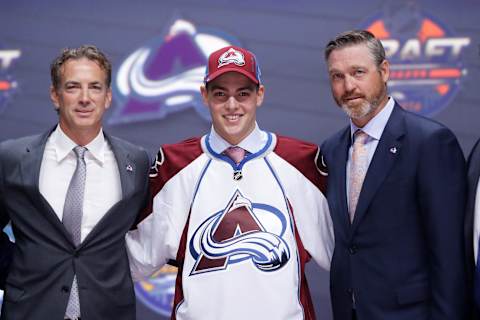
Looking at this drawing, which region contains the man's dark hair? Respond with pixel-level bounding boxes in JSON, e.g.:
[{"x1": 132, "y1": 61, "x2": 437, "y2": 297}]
[
  {"x1": 50, "y1": 45, "x2": 112, "y2": 89},
  {"x1": 324, "y1": 30, "x2": 386, "y2": 67}
]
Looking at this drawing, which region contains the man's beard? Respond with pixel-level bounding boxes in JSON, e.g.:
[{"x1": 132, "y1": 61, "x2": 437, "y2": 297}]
[
  {"x1": 341, "y1": 100, "x2": 374, "y2": 120},
  {"x1": 339, "y1": 94, "x2": 383, "y2": 122}
]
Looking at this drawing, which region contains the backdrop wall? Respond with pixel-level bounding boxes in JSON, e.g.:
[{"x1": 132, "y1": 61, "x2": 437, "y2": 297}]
[{"x1": 0, "y1": 0, "x2": 478, "y2": 318}]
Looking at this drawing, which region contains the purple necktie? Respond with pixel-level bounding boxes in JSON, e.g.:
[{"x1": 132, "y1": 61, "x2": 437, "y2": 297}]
[{"x1": 224, "y1": 146, "x2": 246, "y2": 164}]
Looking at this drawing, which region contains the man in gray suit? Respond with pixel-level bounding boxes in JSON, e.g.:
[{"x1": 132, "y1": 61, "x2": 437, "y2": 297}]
[{"x1": 0, "y1": 45, "x2": 150, "y2": 320}]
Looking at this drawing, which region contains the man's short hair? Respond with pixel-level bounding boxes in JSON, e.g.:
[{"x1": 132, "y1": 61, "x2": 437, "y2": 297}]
[
  {"x1": 50, "y1": 45, "x2": 112, "y2": 89},
  {"x1": 324, "y1": 30, "x2": 386, "y2": 67}
]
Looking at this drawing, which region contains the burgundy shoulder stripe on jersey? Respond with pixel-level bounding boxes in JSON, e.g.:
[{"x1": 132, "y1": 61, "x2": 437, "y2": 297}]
[
  {"x1": 274, "y1": 135, "x2": 328, "y2": 194},
  {"x1": 134, "y1": 137, "x2": 203, "y2": 226}
]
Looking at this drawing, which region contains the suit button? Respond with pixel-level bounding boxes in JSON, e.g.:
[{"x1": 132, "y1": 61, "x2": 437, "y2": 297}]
[
  {"x1": 349, "y1": 245, "x2": 357, "y2": 254},
  {"x1": 61, "y1": 285, "x2": 70, "y2": 293},
  {"x1": 347, "y1": 288, "x2": 353, "y2": 294}
]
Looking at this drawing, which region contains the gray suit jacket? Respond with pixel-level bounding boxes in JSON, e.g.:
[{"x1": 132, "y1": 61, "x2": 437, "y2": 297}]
[{"x1": 0, "y1": 127, "x2": 150, "y2": 320}]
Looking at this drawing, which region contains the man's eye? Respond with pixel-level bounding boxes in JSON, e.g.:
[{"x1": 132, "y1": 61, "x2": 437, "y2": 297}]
[
  {"x1": 214, "y1": 91, "x2": 225, "y2": 97},
  {"x1": 330, "y1": 73, "x2": 343, "y2": 80}
]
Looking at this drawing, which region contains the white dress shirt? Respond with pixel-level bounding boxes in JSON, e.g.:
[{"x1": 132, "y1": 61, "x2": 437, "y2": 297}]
[
  {"x1": 208, "y1": 122, "x2": 267, "y2": 154},
  {"x1": 39, "y1": 125, "x2": 122, "y2": 242},
  {"x1": 346, "y1": 97, "x2": 395, "y2": 203}
]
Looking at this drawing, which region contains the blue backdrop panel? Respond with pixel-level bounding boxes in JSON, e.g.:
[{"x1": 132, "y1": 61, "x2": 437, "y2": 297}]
[{"x1": 0, "y1": 0, "x2": 478, "y2": 318}]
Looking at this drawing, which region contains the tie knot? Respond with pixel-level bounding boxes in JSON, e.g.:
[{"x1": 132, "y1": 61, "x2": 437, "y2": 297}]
[
  {"x1": 353, "y1": 130, "x2": 368, "y2": 145},
  {"x1": 224, "y1": 146, "x2": 246, "y2": 164},
  {"x1": 73, "y1": 146, "x2": 87, "y2": 160}
]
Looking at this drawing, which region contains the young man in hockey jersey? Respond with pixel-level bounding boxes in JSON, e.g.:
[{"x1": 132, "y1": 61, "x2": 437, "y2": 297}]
[{"x1": 126, "y1": 45, "x2": 334, "y2": 320}]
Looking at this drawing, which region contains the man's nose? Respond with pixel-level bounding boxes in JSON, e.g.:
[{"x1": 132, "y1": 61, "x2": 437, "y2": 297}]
[
  {"x1": 78, "y1": 88, "x2": 91, "y2": 105},
  {"x1": 225, "y1": 96, "x2": 238, "y2": 110}
]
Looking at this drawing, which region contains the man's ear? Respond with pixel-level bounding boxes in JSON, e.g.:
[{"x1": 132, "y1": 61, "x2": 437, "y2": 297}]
[
  {"x1": 200, "y1": 85, "x2": 208, "y2": 105},
  {"x1": 50, "y1": 85, "x2": 60, "y2": 110},
  {"x1": 105, "y1": 87, "x2": 112, "y2": 110},
  {"x1": 379, "y1": 59, "x2": 390, "y2": 84},
  {"x1": 256, "y1": 85, "x2": 265, "y2": 108}
]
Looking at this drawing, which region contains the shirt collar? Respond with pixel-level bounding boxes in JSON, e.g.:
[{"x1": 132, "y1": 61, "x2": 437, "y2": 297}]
[
  {"x1": 51, "y1": 125, "x2": 106, "y2": 164},
  {"x1": 350, "y1": 97, "x2": 395, "y2": 141},
  {"x1": 85, "y1": 129, "x2": 106, "y2": 164},
  {"x1": 208, "y1": 122, "x2": 267, "y2": 154}
]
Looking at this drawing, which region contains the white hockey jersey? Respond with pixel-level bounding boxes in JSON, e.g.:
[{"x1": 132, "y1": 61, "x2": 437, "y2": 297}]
[{"x1": 126, "y1": 132, "x2": 334, "y2": 320}]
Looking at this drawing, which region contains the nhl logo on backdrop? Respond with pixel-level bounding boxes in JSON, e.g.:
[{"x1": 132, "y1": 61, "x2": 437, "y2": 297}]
[
  {"x1": 360, "y1": 2, "x2": 470, "y2": 116},
  {"x1": 0, "y1": 44, "x2": 21, "y2": 115},
  {"x1": 218, "y1": 48, "x2": 245, "y2": 68}
]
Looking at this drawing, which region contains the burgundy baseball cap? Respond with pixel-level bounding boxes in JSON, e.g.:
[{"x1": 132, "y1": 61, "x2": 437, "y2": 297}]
[{"x1": 204, "y1": 46, "x2": 262, "y2": 84}]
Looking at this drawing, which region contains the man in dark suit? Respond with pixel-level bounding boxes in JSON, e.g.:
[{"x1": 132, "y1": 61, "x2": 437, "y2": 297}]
[
  {"x1": 466, "y1": 138, "x2": 480, "y2": 319},
  {"x1": 320, "y1": 30, "x2": 468, "y2": 320},
  {"x1": 0, "y1": 45, "x2": 150, "y2": 319}
]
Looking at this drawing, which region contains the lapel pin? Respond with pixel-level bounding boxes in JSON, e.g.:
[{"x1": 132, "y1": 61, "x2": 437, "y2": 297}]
[
  {"x1": 389, "y1": 147, "x2": 398, "y2": 154},
  {"x1": 126, "y1": 164, "x2": 133, "y2": 172}
]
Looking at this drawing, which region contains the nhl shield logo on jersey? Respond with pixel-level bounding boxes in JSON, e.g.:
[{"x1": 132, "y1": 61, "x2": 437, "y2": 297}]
[
  {"x1": 217, "y1": 48, "x2": 245, "y2": 68},
  {"x1": 189, "y1": 190, "x2": 291, "y2": 275}
]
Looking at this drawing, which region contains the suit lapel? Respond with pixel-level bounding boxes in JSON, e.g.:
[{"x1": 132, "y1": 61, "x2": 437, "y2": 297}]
[
  {"x1": 330, "y1": 127, "x2": 352, "y2": 231},
  {"x1": 107, "y1": 134, "x2": 136, "y2": 200},
  {"x1": 19, "y1": 133, "x2": 47, "y2": 200},
  {"x1": 19, "y1": 127, "x2": 75, "y2": 246},
  {"x1": 467, "y1": 144, "x2": 480, "y2": 216},
  {"x1": 351, "y1": 104, "x2": 406, "y2": 232}
]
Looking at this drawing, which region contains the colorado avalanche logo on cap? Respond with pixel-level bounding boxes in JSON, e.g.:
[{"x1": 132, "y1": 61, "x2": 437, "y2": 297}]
[
  {"x1": 189, "y1": 190, "x2": 290, "y2": 275},
  {"x1": 361, "y1": 2, "x2": 470, "y2": 116},
  {"x1": 110, "y1": 19, "x2": 241, "y2": 124},
  {"x1": 217, "y1": 48, "x2": 245, "y2": 68}
]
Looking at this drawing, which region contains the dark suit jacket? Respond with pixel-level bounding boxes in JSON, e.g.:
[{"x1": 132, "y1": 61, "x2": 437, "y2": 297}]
[
  {"x1": 0, "y1": 127, "x2": 150, "y2": 320},
  {"x1": 321, "y1": 104, "x2": 468, "y2": 320},
  {"x1": 466, "y1": 138, "x2": 480, "y2": 319},
  {"x1": 0, "y1": 230, "x2": 13, "y2": 289}
]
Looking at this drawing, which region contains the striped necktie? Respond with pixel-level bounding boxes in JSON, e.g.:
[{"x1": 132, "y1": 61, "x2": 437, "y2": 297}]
[
  {"x1": 348, "y1": 130, "x2": 369, "y2": 222},
  {"x1": 62, "y1": 146, "x2": 87, "y2": 319}
]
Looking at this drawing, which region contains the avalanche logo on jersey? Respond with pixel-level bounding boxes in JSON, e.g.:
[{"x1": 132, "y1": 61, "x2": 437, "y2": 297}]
[
  {"x1": 0, "y1": 44, "x2": 21, "y2": 115},
  {"x1": 217, "y1": 48, "x2": 245, "y2": 68},
  {"x1": 109, "y1": 19, "x2": 240, "y2": 124},
  {"x1": 361, "y1": 2, "x2": 470, "y2": 116},
  {"x1": 189, "y1": 190, "x2": 290, "y2": 275}
]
